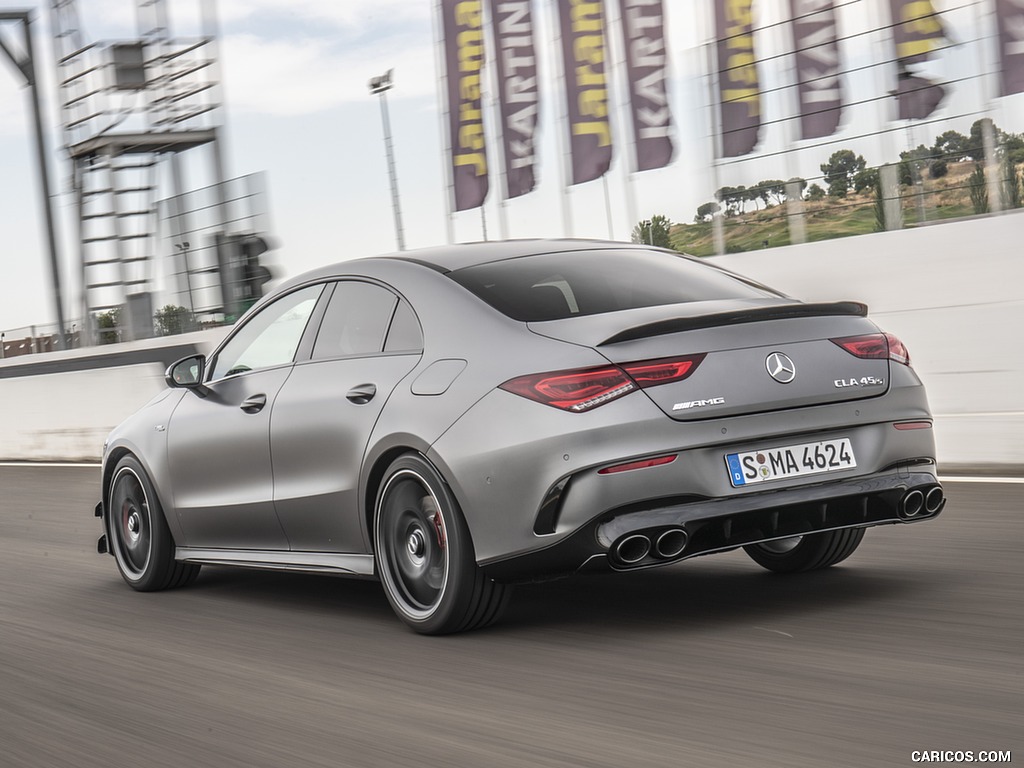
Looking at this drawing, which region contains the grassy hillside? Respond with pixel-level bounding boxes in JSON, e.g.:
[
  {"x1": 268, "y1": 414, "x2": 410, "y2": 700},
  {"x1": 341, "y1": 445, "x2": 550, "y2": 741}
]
[{"x1": 671, "y1": 161, "x2": 984, "y2": 257}]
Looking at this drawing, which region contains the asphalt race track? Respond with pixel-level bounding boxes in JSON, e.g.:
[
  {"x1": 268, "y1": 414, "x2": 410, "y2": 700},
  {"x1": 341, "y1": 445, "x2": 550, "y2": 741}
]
[{"x1": 0, "y1": 466, "x2": 1018, "y2": 768}]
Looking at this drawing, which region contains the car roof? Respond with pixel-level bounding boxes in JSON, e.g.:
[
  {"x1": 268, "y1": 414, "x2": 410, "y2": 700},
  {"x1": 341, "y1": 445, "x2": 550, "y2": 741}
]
[{"x1": 367, "y1": 238, "x2": 668, "y2": 273}]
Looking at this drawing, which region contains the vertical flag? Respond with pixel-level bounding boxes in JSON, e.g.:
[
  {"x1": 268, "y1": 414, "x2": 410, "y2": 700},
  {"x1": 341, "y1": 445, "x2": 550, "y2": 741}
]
[
  {"x1": 620, "y1": 0, "x2": 673, "y2": 171},
  {"x1": 715, "y1": 0, "x2": 760, "y2": 157},
  {"x1": 557, "y1": 0, "x2": 613, "y2": 185},
  {"x1": 996, "y1": 0, "x2": 1024, "y2": 96},
  {"x1": 441, "y1": 0, "x2": 489, "y2": 210},
  {"x1": 789, "y1": 0, "x2": 842, "y2": 140},
  {"x1": 888, "y1": 0, "x2": 946, "y2": 119},
  {"x1": 488, "y1": 0, "x2": 539, "y2": 198}
]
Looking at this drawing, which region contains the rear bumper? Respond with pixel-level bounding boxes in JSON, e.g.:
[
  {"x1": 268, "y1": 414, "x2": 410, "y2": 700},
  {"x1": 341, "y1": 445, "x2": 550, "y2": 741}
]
[{"x1": 482, "y1": 463, "x2": 943, "y2": 582}]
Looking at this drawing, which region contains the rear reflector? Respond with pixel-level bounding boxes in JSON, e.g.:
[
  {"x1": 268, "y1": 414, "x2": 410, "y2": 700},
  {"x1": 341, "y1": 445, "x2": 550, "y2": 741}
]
[
  {"x1": 831, "y1": 332, "x2": 911, "y2": 366},
  {"x1": 500, "y1": 354, "x2": 706, "y2": 412},
  {"x1": 598, "y1": 455, "x2": 677, "y2": 475},
  {"x1": 893, "y1": 421, "x2": 932, "y2": 430}
]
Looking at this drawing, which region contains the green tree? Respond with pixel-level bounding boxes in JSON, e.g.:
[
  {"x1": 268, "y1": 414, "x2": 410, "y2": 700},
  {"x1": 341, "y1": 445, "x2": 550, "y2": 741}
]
[
  {"x1": 929, "y1": 158, "x2": 948, "y2": 179},
  {"x1": 967, "y1": 118, "x2": 1005, "y2": 162},
  {"x1": 95, "y1": 308, "x2": 121, "y2": 345},
  {"x1": 1002, "y1": 156, "x2": 1022, "y2": 209},
  {"x1": 753, "y1": 179, "x2": 786, "y2": 207},
  {"x1": 694, "y1": 201, "x2": 721, "y2": 223},
  {"x1": 154, "y1": 304, "x2": 195, "y2": 336},
  {"x1": 805, "y1": 183, "x2": 826, "y2": 201},
  {"x1": 969, "y1": 163, "x2": 988, "y2": 214},
  {"x1": 933, "y1": 130, "x2": 969, "y2": 161},
  {"x1": 631, "y1": 214, "x2": 674, "y2": 248},
  {"x1": 820, "y1": 150, "x2": 866, "y2": 198},
  {"x1": 853, "y1": 167, "x2": 880, "y2": 194}
]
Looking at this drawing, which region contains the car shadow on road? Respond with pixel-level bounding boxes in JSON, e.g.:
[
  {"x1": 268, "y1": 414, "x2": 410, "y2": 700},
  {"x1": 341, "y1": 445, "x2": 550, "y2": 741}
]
[{"x1": 163, "y1": 551, "x2": 930, "y2": 637}]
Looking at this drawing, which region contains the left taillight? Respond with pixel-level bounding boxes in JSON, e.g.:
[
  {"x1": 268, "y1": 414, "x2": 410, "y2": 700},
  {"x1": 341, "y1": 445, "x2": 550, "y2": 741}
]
[
  {"x1": 500, "y1": 354, "x2": 705, "y2": 413},
  {"x1": 831, "y1": 332, "x2": 911, "y2": 366}
]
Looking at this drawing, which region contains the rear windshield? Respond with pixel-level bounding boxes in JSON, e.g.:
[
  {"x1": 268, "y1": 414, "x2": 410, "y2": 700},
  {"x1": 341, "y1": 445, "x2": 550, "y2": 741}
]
[{"x1": 448, "y1": 249, "x2": 779, "y2": 322}]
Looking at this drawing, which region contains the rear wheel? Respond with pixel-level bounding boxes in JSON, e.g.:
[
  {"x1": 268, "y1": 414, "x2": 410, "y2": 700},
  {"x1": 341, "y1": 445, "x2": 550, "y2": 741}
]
[
  {"x1": 108, "y1": 455, "x2": 200, "y2": 591},
  {"x1": 374, "y1": 453, "x2": 510, "y2": 634},
  {"x1": 743, "y1": 528, "x2": 865, "y2": 573}
]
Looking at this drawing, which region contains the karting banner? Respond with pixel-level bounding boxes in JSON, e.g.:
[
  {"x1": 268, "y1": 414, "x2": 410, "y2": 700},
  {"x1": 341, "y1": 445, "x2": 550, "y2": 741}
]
[
  {"x1": 714, "y1": 0, "x2": 761, "y2": 157},
  {"x1": 888, "y1": 0, "x2": 945, "y2": 63},
  {"x1": 789, "y1": 0, "x2": 842, "y2": 140},
  {"x1": 487, "y1": 0, "x2": 539, "y2": 198},
  {"x1": 887, "y1": 0, "x2": 947, "y2": 119},
  {"x1": 441, "y1": 0, "x2": 489, "y2": 211},
  {"x1": 620, "y1": 0, "x2": 673, "y2": 171},
  {"x1": 996, "y1": 0, "x2": 1024, "y2": 96},
  {"x1": 556, "y1": 0, "x2": 613, "y2": 185}
]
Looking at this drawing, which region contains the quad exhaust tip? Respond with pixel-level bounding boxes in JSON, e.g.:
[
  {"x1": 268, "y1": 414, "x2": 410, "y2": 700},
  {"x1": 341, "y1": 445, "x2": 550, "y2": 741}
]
[
  {"x1": 655, "y1": 529, "x2": 688, "y2": 559},
  {"x1": 924, "y1": 486, "x2": 945, "y2": 514},
  {"x1": 901, "y1": 489, "x2": 924, "y2": 518},
  {"x1": 615, "y1": 534, "x2": 652, "y2": 564}
]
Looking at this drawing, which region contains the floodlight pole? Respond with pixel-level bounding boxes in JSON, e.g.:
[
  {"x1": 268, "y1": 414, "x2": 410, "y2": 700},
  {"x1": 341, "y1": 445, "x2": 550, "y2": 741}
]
[
  {"x1": 0, "y1": 10, "x2": 68, "y2": 349},
  {"x1": 369, "y1": 69, "x2": 406, "y2": 251}
]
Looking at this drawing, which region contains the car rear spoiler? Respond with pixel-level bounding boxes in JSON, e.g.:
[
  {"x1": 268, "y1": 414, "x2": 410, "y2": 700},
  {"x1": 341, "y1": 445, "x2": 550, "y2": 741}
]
[{"x1": 598, "y1": 301, "x2": 869, "y2": 346}]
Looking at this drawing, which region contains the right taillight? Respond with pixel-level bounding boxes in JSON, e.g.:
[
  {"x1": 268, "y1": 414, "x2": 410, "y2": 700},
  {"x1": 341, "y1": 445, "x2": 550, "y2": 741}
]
[
  {"x1": 831, "y1": 332, "x2": 911, "y2": 366},
  {"x1": 500, "y1": 354, "x2": 706, "y2": 413}
]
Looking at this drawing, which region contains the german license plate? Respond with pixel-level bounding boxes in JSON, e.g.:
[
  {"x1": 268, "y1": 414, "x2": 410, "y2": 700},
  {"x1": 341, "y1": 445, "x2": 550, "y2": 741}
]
[{"x1": 725, "y1": 438, "x2": 856, "y2": 487}]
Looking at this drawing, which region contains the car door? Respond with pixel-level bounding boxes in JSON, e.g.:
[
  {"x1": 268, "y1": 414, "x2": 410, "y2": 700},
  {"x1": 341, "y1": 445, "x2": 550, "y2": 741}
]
[
  {"x1": 270, "y1": 280, "x2": 423, "y2": 552},
  {"x1": 167, "y1": 284, "x2": 326, "y2": 550}
]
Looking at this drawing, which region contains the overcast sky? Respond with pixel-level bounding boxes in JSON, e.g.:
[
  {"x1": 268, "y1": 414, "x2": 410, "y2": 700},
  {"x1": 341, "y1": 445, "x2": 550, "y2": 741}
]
[{"x1": 0, "y1": 0, "x2": 1021, "y2": 332}]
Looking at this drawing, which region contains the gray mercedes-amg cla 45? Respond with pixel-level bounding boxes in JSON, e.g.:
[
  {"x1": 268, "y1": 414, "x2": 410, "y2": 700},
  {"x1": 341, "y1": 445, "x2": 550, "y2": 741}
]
[{"x1": 95, "y1": 240, "x2": 945, "y2": 634}]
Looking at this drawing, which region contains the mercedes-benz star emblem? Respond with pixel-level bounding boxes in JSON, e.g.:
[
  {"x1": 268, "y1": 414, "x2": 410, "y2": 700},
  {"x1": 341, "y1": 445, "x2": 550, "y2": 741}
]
[{"x1": 765, "y1": 352, "x2": 796, "y2": 384}]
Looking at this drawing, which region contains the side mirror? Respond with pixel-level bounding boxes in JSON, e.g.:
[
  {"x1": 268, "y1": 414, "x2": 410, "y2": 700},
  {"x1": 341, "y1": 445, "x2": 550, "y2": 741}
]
[{"x1": 165, "y1": 354, "x2": 206, "y2": 390}]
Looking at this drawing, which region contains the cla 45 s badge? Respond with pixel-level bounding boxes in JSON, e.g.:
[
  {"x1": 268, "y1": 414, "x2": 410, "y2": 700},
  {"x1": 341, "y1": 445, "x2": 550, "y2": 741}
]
[{"x1": 835, "y1": 376, "x2": 885, "y2": 388}]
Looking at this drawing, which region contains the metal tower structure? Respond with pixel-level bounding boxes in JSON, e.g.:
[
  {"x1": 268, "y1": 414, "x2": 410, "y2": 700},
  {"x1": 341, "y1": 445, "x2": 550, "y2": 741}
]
[{"x1": 48, "y1": 0, "x2": 227, "y2": 343}]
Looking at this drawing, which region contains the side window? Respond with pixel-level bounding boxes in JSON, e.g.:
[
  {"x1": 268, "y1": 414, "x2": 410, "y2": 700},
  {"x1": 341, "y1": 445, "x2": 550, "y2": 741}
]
[
  {"x1": 312, "y1": 281, "x2": 398, "y2": 360},
  {"x1": 209, "y1": 284, "x2": 324, "y2": 380},
  {"x1": 384, "y1": 300, "x2": 423, "y2": 353}
]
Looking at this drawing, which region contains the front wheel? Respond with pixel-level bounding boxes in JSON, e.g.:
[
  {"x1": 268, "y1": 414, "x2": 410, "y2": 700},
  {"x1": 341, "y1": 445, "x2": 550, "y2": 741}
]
[
  {"x1": 374, "y1": 454, "x2": 510, "y2": 634},
  {"x1": 107, "y1": 455, "x2": 200, "y2": 591},
  {"x1": 743, "y1": 528, "x2": 865, "y2": 573}
]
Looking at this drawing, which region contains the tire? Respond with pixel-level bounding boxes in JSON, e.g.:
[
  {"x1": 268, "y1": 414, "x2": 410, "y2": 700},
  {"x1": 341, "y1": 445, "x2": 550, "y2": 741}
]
[
  {"x1": 373, "y1": 453, "x2": 511, "y2": 635},
  {"x1": 107, "y1": 455, "x2": 200, "y2": 591},
  {"x1": 743, "y1": 528, "x2": 865, "y2": 574}
]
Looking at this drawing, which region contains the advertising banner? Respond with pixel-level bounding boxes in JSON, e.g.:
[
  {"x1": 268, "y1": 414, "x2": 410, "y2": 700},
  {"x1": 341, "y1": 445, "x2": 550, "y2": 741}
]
[
  {"x1": 488, "y1": 0, "x2": 539, "y2": 198},
  {"x1": 620, "y1": 0, "x2": 673, "y2": 171},
  {"x1": 789, "y1": 0, "x2": 842, "y2": 139},
  {"x1": 715, "y1": 0, "x2": 760, "y2": 157},
  {"x1": 556, "y1": 0, "x2": 613, "y2": 185},
  {"x1": 441, "y1": 0, "x2": 489, "y2": 210},
  {"x1": 996, "y1": 0, "x2": 1024, "y2": 95}
]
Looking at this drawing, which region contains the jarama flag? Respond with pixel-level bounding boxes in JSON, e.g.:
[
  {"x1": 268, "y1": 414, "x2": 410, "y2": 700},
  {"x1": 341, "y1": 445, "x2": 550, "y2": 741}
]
[
  {"x1": 556, "y1": 0, "x2": 613, "y2": 185},
  {"x1": 888, "y1": 0, "x2": 947, "y2": 119},
  {"x1": 488, "y1": 0, "x2": 539, "y2": 198},
  {"x1": 789, "y1": 0, "x2": 842, "y2": 140},
  {"x1": 715, "y1": 0, "x2": 760, "y2": 157},
  {"x1": 620, "y1": 0, "x2": 673, "y2": 171},
  {"x1": 996, "y1": 0, "x2": 1024, "y2": 96},
  {"x1": 441, "y1": 0, "x2": 489, "y2": 210}
]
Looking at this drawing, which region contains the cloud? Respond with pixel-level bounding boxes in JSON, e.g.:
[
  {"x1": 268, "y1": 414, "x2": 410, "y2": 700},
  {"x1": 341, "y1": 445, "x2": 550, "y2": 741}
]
[{"x1": 221, "y1": 31, "x2": 437, "y2": 116}]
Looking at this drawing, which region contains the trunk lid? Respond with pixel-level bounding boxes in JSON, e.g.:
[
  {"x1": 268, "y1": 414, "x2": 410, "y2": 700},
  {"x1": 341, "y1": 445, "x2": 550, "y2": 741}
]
[{"x1": 528, "y1": 299, "x2": 890, "y2": 421}]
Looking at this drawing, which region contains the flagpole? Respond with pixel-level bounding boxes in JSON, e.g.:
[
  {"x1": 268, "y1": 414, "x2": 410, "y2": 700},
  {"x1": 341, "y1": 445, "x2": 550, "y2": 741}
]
[
  {"x1": 548, "y1": 0, "x2": 574, "y2": 237},
  {"x1": 605, "y1": 0, "x2": 637, "y2": 241},
  {"x1": 432, "y1": 0, "x2": 455, "y2": 243},
  {"x1": 705, "y1": 37, "x2": 726, "y2": 256},
  {"x1": 781, "y1": 4, "x2": 806, "y2": 246},
  {"x1": 482, "y1": 0, "x2": 509, "y2": 240}
]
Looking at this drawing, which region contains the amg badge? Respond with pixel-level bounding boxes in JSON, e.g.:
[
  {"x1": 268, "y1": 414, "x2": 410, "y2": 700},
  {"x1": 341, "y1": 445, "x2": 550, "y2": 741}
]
[{"x1": 673, "y1": 397, "x2": 726, "y2": 411}]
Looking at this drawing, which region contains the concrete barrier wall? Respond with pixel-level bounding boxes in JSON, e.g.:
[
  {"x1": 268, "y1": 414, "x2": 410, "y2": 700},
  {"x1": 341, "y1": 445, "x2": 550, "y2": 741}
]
[
  {"x1": 0, "y1": 330, "x2": 226, "y2": 462},
  {"x1": 0, "y1": 214, "x2": 1020, "y2": 467},
  {"x1": 709, "y1": 211, "x2": 1024, "y2": 469}
]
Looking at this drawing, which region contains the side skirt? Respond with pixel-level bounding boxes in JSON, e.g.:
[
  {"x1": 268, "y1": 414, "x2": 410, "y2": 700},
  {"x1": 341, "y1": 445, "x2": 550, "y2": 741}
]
[{"x1": 175, "y1": 548, "x2": 376, "y2": 578}]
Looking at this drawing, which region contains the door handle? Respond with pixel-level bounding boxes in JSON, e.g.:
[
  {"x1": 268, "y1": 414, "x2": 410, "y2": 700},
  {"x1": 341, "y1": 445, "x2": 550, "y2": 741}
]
[
  {"x1": 346, "y1": 383, "x2": 377, "y2": 405},
  {"x1": 240, "y1": 393, "x2": 267, "y2": 413}
]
